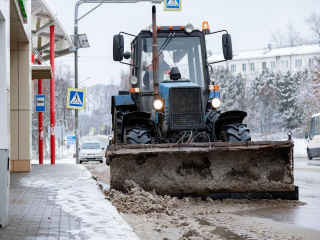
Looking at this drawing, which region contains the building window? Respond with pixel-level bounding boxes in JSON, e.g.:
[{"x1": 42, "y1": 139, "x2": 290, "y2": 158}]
[
  {"x1": 231, "y1": 64, "x2": 236, "y2": 72},
  {"x1": 262, "y1": 62, "x2": 267, "y2": 69},
  {"x1": 242, "y1": 64, "x2": 246, "y2": 72},
  {"x1": 295, "y1": 59, "x2": 302, "y2": 68},
  {"x1": 250, "y1": 63, "x2": 255, "y2": 71},
  {"x1": 271, "y1": 61, "x2": 276, "y2": 69},
  {"x1": 281, "y1": 60, "x2": 288, "y2": 69},
  {"x1": 309, "y1": 58, "x2": 314, "y2": 65}
]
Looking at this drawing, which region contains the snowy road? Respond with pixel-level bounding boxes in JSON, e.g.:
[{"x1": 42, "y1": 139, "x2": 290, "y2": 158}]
[{"x1": 237, "y1": 157, "x2": 320, "y2": 233}]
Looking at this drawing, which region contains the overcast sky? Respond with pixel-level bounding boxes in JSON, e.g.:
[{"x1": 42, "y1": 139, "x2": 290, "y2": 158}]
[{"x1": 46, "y1": 0, "x2": 320, "y2": 86}]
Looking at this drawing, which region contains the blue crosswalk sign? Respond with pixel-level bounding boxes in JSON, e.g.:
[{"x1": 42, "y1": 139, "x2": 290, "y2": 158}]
[
  {"x1": 67, "y1": 88, "x2": 86, "y2": 110},
  {"x1": 165, "y1": 0, "x2": 181, "y2": 11}
]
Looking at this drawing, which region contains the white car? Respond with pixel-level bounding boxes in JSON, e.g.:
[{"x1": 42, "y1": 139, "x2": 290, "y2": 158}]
[{"x1": 79, "y1": 142, "x2": 104, "y2": 164}]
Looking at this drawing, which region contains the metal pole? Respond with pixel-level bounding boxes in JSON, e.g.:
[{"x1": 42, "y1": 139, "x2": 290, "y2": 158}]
[
  {"x1": 152, "y1": 5, "x2": 159, "y2": 93},
  {"x1": 61, "y1": 125, "x2": 64, "y2": 158},
  {"x1": 38, "y1": 55, "x2": 44, "y2": 164},
  {"x1": 50, "y1": 25, "x2": 56, "y2": 165},
  {"x1": 74, "y1": 6, "x2": 80, "y2": 163}
]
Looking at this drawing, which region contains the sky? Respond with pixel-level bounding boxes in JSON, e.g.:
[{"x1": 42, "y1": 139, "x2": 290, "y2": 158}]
[{"x1": 45, "y1": 0, "x2": 320, "y2": 86}]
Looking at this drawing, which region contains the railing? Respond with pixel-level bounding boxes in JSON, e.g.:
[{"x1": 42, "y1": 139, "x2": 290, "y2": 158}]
[{"x1": 32, "y1": 47, "x2": 47, "y2": 66}]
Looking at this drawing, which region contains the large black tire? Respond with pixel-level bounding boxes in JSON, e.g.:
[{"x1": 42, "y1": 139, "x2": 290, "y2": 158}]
[
  {"x1": 307, "y1": 149, "x2": 313, "y2": 160},
  {"x1": 124, "y1": 125, "x2": 152, "y2": 144},
  {"x1": 219, "y1": 123, "x2": 251, "y2": 142},
  {"x1": 206, "y1": 111, "x2": 220, "y2": 141},
  {"x1": 115, "y1": 109, "x2": 129, "y2": 143}
]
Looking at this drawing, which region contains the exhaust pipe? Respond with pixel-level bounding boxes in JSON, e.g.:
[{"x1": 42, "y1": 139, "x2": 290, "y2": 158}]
[{"x1": 152, "y1": 5, "x2": 159, "y2": 95}]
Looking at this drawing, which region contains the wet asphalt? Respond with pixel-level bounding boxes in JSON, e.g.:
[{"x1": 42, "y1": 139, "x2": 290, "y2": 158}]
[{"x1": 238, "y1": 157, "x2": 320, "y2": 232}]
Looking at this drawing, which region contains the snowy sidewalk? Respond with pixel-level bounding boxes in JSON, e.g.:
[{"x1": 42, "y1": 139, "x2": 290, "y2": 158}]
[{"x1": 0, "y1": 165, "x2": 138, "y2": 240}]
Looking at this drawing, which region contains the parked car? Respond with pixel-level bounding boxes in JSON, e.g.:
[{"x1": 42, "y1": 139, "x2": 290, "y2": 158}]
[{"x1": 79, "y1": 142, "x2": 104, "y2": 164}]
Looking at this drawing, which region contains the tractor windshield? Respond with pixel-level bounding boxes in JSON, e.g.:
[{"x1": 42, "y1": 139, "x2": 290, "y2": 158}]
[{"x1": 140, "y1": 37, "x2": 205, "y2": 91}]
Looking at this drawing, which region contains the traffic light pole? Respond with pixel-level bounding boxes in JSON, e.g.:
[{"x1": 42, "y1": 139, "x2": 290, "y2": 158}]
[{"x1": 73, "y1": 0, "x2": 163, "y2": 164}]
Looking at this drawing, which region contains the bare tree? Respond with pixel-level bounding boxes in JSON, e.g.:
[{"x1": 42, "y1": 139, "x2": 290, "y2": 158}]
[
  {"x1": 285, "y1": 22, "x2": 301, "y2": 47},
  {"x1": 120, "y1": 69, "x2": 130, "y2": 91},
  {"x1": 306, "y1": 12, "x2": 320, "y2": 43},
  {"x1": 271, "y1": 22, "x2": 301, "y2": 48},
  {"x1": 271, "y1": 29, "x2": 285, "y2": 48}
]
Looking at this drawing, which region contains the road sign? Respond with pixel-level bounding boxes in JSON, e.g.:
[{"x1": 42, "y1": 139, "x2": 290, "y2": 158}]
[
  {"x1": 164, "y1": 0, "x2": 181, "y2": 11},
  {"x1": 35, "y1": 94, "x2": 45, "y2": 112},
  {"x1": 73, "y1": 130, "x2": 76, "y2": 136},
  {"x1": 67, "y1": 88, "x2": 86, "y2": 110},
  {"x1": 66, "y1": 136, "x2": 76, "y2": 145}
]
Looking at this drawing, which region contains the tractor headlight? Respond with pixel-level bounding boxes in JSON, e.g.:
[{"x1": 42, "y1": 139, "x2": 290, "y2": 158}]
[
  {"x1": 130, "y1": 76, "x2": 138, "y2": 85},
  {"x1": 153, "y1": 99, "x2": 163, "y2": 110},
  {"x1": 185, "y1": 23, "x2": 194, "y2": 34},
  {"x1": 212, "y1": 98, "x2": 221, "y2": 109}
]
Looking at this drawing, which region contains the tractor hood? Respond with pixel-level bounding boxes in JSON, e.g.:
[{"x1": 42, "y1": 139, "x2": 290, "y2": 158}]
[
  {"x1": 158, "y1": 81, "x2": 205, "y2": 131},
  {"x1": 159, "y1": 81, "x2": 201, "y2": 99}
]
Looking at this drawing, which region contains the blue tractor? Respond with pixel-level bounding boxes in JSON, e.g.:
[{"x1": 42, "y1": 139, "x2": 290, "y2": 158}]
[
  {"x1": 107, "y1": 6, "x2": 297, "y2": 200},
  {"x1": 111, "y1": 22, "x2": 250, "y2": 146}
]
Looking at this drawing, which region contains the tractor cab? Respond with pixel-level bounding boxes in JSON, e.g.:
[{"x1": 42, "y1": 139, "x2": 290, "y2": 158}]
[{"x1": 113, "y1": 23, "x2": 232, "y2": 113}]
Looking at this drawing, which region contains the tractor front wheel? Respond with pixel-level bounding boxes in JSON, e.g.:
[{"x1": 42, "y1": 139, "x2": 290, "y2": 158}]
[
  {"x1": 124, "y1": 125, "x2": 152, "y2": 144},
  {"x1": 219, "y1": 123, "x2": 251, "y2": 142}
]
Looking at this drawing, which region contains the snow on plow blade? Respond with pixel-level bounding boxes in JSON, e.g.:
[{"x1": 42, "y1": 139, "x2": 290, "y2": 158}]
[{"x1": 107, "y1": 141, "x2": 298, "y2": 200}]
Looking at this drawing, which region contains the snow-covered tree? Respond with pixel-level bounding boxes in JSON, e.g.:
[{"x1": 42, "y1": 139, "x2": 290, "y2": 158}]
[
  {"x1": 276, "y1": 71, "x2": 301, "y2": 129},
  {"x1": 214, "y1": 67, "x2": 245, "y2": 111},
  {"x1": 249, "y1": 69, "x2": 279, "y2": 133}
]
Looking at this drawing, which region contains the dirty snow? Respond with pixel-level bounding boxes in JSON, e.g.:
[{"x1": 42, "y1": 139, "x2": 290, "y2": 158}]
[
  {"x1": 86, "y1": 163, "x2": 320, "y2": 240},
  {"x1": 21, "y1": 165, "x2": 138, "y2": 240}
]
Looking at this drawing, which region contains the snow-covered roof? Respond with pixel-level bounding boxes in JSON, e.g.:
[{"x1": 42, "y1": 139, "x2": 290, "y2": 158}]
[{"x1": 209, "y1": 44, "x2": 320, "y2": 62}]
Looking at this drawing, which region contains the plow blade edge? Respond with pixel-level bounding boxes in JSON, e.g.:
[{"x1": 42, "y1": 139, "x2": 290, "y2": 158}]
[{"x1": 107, "y1": 141, "x2": 298, "y2": 200}]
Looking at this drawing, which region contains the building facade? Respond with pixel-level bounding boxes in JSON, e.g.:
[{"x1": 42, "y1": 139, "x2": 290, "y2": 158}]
[
  {"x1": 209, "y1": 44, "x2": 320, "y2": 76},
  {"x1": 0, "y1": 0, "x2": 33, "y2": 227}
]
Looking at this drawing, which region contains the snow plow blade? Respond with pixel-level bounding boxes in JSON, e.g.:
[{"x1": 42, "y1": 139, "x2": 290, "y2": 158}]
[{"x1": 107, "y1": 141, "x2": 298, "y2": 200}]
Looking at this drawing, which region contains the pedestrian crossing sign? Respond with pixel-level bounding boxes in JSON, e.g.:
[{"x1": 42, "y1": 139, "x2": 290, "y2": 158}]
[
  {"x1": 164, "y1": 0, "x2": 181, "y2": 11},
  {"x1": 67, "y1": 88, "x2": 86, "y2": 110}
]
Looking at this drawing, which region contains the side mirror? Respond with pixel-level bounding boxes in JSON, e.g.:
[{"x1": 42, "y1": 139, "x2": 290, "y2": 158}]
[
  {"x1": 102, "y1": 147, "x2": 105, "y2": 150},
  {"x1": 79, "y1": 148, "x2": 81, "y2": 151},
  {"x1": 222, "y1": 34, "x2": 233, "y2": 60},
  {"x1": 113, "y1": 34, "x2": 124, "y2": 61},
  {"x1": 305, "y1": 131, "x2": 308, "y2": 139}
]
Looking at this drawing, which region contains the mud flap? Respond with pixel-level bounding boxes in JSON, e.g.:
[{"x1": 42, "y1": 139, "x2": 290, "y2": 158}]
[{"x1": 107, "y1": 141, "x2": 297, "y2": 199}]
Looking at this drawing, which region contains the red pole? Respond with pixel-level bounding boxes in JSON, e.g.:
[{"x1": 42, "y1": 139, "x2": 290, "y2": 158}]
[
  {"x1": 50, "y1": 25, "x2": 55, "y2": 164},
  {"x1": 38, "y1": 55, "x2": 43, "y2": 164}
]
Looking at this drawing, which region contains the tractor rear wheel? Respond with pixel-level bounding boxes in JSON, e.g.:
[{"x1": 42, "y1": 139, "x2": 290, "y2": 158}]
[
  {"x1": 206, "y1": 111, "x2": 220, "y2": 141},
  {"x1": 124, "y1": 125, "x2": 152, "y2": 144},
  {"x1": 115, "y1": 109, "x2": 129, "y2": 144},
  {"x1": 220, "y1": 123, "x2": 251, "y2": 142}
]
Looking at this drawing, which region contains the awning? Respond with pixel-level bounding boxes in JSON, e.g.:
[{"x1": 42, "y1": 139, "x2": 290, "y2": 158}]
[
  {"x1": 32, "y1": 65, "x2": 53, "y2": 79},
  {"x1": 31, "y1": 0, "x2": 72, "y2": 63}
]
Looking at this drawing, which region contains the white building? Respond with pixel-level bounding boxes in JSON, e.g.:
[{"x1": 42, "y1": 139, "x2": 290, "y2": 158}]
[{"x1": 209, "y1": 44, "x2": 320, "y2": 75}]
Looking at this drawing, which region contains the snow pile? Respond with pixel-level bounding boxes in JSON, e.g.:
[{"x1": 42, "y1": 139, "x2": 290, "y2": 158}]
[
  {"x1": 107, "y1": 180, "x2": 181, "y2": 215},
  {"x1": 181, "y1": 228, "x2": 216, "y2": 240},
  {"x1": 293, "y1": 138, "x2": 307, "y2": 157}
]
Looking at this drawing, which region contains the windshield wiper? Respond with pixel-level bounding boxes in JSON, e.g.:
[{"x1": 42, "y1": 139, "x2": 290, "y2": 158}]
[{"x1": 158, "y1": 32, "x2": 175, "y2": 57}]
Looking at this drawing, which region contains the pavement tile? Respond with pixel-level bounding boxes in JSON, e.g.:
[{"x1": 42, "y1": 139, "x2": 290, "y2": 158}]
[{"x1": 2, "y1": 165, "x2": 138, "y2": 240}]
